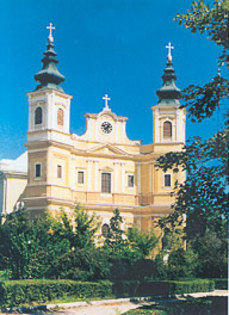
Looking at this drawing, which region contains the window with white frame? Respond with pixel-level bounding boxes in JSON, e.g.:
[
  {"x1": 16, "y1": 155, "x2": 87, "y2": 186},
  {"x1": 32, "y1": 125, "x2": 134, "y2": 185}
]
[
  {"x1": 101, "y1": 172, "x2": 111, "y2": 193},
  {"x1": 35, "y1": 163, "x2": 41, "y2": 178},
  {"x1": 128, "y1": 174, "x2": 134, "y2": 187},
  {"x1": 77, "y1": 171, "x2": 85, "y2": 185},
  {"x1": 164, "y1": 174, "x2": 171, "y2": 187},
  {"x1": 57, "y1": 165, "x2": 62, "y2": 179},
  {"x1": 34, "y1": 107, "x2": 42, "y2": 125},
  {"x1": 163, "y1": 121, "x2": 172, "y2": 139}
]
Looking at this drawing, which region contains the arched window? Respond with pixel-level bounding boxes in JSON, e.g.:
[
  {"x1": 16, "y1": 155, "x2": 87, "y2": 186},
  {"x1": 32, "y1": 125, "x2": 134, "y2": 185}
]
[
  {"x1": 35, "y1": 107, "x2": 42, "y2": 125},
  {"x1": 163, "y1": 121, "x2": 172, "y2": 138},
  {"x1": 57, "y1": 108, "x2": 64, "y2": 126},
  {"x1": 101, "y1": 223, "x2": 109, "y2": 237}
]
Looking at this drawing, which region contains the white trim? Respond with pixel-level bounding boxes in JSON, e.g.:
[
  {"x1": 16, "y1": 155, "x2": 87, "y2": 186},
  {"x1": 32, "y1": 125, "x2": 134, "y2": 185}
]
[
  {"x1": 77, "y1": 169, "x2": 85, "y2": 186},
  {"x1": 161, "y1": 119, "x2": 174, "y2": 143},
  {"x1": 56, "y1": 164, "x2": 63, "y2": 179},
  {"x1": 127, "y1": 173, "x2": 134, "y2": 188},
  {"x1": 137, "y1": 164, "x2": 141, "y2": 193},
  {"x1": 87, "y1": 161, "x2": 92, "y2": 191}
]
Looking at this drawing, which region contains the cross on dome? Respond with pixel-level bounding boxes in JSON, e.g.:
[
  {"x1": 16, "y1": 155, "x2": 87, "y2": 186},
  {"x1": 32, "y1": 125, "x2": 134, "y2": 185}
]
[
  {"x1": 166, "y1": 42, "x2": 174, "y2": 61},
  {"x1": 102, "y1": 94, "x2": 111, "y2": 110},
  {"x1": 46, "y1": 22, "x2": 55, "y2": 43}
]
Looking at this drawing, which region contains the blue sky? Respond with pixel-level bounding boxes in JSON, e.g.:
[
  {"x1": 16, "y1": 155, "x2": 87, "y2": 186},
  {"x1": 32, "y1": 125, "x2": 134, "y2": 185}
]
[{"x1": 0, "y1": 0, "x2": 225, "y2": 159}]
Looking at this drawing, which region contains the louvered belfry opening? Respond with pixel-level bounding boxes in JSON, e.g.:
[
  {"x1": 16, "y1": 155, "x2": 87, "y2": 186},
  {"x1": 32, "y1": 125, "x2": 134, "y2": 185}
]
[
  {"x1": 163, "y1": 121, "x2": 172, "y2": 139},
  {"x1": 57, "y1": 108, "x2": 64, "y2": 126}
]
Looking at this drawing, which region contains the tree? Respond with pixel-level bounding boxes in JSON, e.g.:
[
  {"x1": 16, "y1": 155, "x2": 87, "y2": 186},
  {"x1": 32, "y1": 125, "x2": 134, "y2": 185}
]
[
  {"x1": 0, "y1": 209, "x2": 70, "y2": 279},
  {"x1": 127, "y1": 225, "x2": 158, "y2": 258},
  {"x1": 156, "y1": 0, "x2": 228, "y2": 278},
  {"x1": 175, "y1": 0, "x2": 228, "y2": 122},
  {"x1": 103, "y1": 209, "x2": 128, "y2": 257}
]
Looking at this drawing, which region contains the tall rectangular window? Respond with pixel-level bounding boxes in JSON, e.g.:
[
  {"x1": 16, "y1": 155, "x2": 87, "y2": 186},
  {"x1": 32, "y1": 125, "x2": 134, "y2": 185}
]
[
  {"x1": 78, "y1": 171, "x2": 84, "y2": 184},
  {"x1": 101, "y1": 173, "x2": 111, "y2": 193},
  {"x1": 128, "y1": 175, "x2": 134, "y2": 187},
  {"x1": 35, "y1": 163, "x2": 41, "y2": 178},
  {"x1": 164, "y1": 174, "x2": 171, "y2": 187},
  {"x1": 57, "y1": 165, "x2": 62, "y2": 178}
]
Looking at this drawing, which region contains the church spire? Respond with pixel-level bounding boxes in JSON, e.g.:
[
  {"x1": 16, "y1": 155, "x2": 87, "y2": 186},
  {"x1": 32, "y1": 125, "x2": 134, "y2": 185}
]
[
  {"x1": 34, "y1": 23, "x2": 65, "y2": 92},
  {"x1": 156, "y1": 42, "x2": 181, "y2": 105}
]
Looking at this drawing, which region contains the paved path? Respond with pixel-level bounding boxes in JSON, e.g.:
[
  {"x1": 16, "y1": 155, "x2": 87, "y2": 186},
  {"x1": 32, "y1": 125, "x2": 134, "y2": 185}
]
[{"x1": 1, "y1": 290, "x2": 228, "y2": 315}]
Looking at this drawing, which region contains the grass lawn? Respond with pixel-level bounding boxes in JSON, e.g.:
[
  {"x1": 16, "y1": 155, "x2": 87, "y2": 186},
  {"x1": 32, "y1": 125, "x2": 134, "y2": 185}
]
[{"x1": 123, "y1": 296, "x2": 228, "y2": 315}]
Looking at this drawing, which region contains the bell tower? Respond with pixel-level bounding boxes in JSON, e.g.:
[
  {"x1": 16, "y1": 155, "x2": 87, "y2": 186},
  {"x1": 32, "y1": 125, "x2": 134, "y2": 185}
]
[
  {"x1": 152, "y1": 42, "x2": 186, "y2": 145},
  {"x1": 27, "y1": 23, "x2": 72, "y2": 137},
  {"x1": 24, "y1": 24, "x2": 73, "y2": 214}
]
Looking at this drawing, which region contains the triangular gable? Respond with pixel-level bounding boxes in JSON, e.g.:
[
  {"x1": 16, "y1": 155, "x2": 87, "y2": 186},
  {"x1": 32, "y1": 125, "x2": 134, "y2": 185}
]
[{"x1": 86, "y1": 143, "x2": 129, "y2": 156}]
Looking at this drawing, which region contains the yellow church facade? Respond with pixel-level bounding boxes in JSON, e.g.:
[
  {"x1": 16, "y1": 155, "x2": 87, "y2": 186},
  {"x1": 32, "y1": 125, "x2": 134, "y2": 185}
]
[{"x1": 22, "y1": 28, "x2": 186, "y2": 234}]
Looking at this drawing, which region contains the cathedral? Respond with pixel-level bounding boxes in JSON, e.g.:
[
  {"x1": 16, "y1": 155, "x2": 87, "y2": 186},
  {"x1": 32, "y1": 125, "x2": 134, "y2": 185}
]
[{"x1": 1, "y1": 24, "x2": 186, "y2": 234}]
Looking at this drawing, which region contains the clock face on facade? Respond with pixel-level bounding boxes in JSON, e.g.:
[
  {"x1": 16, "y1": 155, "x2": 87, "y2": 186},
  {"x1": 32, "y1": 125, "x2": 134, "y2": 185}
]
[{"x1": 101, "y1": 121, "x2": 113, "y2": 134}]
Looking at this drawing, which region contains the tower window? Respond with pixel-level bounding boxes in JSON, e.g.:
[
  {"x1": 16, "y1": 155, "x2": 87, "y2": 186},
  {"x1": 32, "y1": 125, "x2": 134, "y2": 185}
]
[
  {"x1": 163, "y1": 121, "x2": 172, "y2": 138},
  {"x1": 164, "y1": 174, "x2": 171, "y2": 187},
  {"x1": 57, "y1": 165, "x2": 62, "y2": 178},
  {"x1": 35, "y1": 107, "x2": 42, "y2": 125},
  {"x1": 78, "y1": 171, "x2": 85, "y2": 184},
  {"x1": 128, "y1": 175, "x2": 134, "y2": 187},
  {"x1": 101, "y1": 223, "x2": 109, "y2": 237},
  {"x1": 57, "y1": 108, "x2": 64, "y2": 126},
  {"x1": 35, "y1": 163, "x2": 41, "y2": 178},
  {"x1": 101, "y1": 173, "x2": 111, "y2": 193}
]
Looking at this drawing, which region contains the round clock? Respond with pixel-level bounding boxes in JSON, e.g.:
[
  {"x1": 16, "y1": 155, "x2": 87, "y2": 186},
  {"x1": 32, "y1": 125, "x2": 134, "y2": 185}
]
[{"x1": 101, "y1": 121, "x2": 113, "y2": 134}]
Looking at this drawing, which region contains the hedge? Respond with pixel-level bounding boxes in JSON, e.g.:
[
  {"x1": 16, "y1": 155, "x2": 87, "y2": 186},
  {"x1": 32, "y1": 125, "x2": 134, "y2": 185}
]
[
  {"x1": 0, "y1": 279, "x2": 112, "y2": 308},
  {"x1": 0, "y1": 279, "x2": 215, "y2": 308},
  {"x1": 213, "y1": 278, "x2": 228, "y2": 290},
  {"x1": 168, "y1": 279, "x2": 215, "y2": 295}
]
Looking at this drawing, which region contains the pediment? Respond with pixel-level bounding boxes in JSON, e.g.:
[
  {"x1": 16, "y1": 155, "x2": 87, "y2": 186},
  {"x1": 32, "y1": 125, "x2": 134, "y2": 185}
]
[{"x1": 86, "y1": 143, "x2": 129, "y2": 156}]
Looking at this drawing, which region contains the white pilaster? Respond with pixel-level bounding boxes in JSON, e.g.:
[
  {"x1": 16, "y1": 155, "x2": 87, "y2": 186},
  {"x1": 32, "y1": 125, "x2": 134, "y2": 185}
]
[
  {"x1": 154, "y1": 108, "x2": 159, "y2": 143},
  {"x1": 114, "y1": 162, "x2": 119, "y2": 193},
  {"x1": 87, "y1": 160, "x2": 92, "y2": 191},
  {"x1": 121, "y1": 163, "x2": 125, "y2": 192},
  {"x1": 137, "y1": 163, "x2": 141, "y2": 193},
  {"x1": 94, "y1": 161, "x2": 99, "y2": 191}
]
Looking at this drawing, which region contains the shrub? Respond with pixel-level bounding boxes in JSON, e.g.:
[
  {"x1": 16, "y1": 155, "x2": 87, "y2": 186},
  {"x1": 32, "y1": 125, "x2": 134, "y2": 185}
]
[
  {"x1": 46, "y1": 248, "x2": 110, "y2": 281},
  {"x1": 0, "y1": 279, "x2": 112, "y2": 307},
  {"x1": 213, "y1": 278, "x2": 228, "y2": 290},
  {"x1": 168, "y1": 279, "x2": 215, "y2": 295}
]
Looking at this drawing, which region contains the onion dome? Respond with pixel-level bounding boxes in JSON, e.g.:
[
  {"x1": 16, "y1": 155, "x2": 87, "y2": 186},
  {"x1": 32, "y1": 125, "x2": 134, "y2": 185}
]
[{"x1": 34, "y1": 23, "x2": 65, "y2": 92}]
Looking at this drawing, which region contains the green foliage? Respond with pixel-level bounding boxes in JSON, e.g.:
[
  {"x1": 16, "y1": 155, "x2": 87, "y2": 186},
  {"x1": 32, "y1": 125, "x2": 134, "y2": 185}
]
[
  {"x1": 193, "y1": 229, "x2": 228, "y2": 278},
  {"x1": 104, "y1": 210, "x2": 158, "y2": 263},
  {"x1": 128, "y1": 226, "x2": 158, "y2": 258},
  {"x1": 168, "y1": 279, "x2": 215, "y2": 295},
  {"x1": 213, "y1": 278, "x2": 228, "y2": 290},
  {"x1": 167, "y1": 247, "x2": 198, "y2": 279},
  {"x1": 0, "y1": 279, "x2": 112, "y2": 308},
  {"x1": 0, "y1": 209, "x2": 71, "y2": 279},
  {"x1": 175, "y1": 0, "x2": 229, "y2": 121},
  {"x1": 153, "y1": 255, "x2": 168, "y2": 280},
  {"x1": 46, "y1": 248, "x2": 110, "y2": 281},
  {"x1": 73, "y1": 204, "x2": 100, "y2": 249},
  {"x1": 0, "y1": 206, "x2": 103, "y2": 280},
  {"x1": 0, "y1": 278, "x2": 217, "y2": 308},
  {"x1": 103, "y1": 209, "x2": 127, "y2": 256}
]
